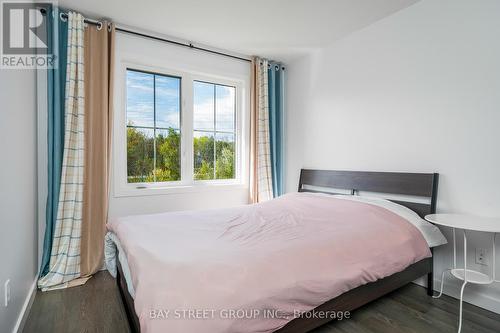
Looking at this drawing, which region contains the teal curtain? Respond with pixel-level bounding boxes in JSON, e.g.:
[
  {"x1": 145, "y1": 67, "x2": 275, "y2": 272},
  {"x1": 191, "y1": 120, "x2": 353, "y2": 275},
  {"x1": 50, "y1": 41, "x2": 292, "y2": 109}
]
[
  {"x1": 268, "y1": 62, "x2": 285, "y2": 197},
  {"x1": 40, "y1": 7, "x2": 68, "y2": 276}
]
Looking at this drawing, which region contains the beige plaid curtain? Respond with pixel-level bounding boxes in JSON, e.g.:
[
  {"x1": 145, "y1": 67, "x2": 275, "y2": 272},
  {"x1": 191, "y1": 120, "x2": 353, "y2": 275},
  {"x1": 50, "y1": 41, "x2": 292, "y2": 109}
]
[
  {"x1": 38, "y1": 13, "x2": 115, "y2": 291},
  {"x1": 38, "y1": 12, "x2": 86, "y2": 290},
  {"x1": 250, "y1": 58, "x2": 273, "y2": 203}
]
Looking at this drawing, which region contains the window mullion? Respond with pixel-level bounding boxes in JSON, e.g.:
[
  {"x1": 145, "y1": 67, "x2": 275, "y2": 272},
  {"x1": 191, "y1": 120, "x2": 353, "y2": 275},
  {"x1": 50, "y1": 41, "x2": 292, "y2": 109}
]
[
  {"x1": 153, "y1": 74, "x2": 157, "y2": 182},
  {"x1": 182, "y1": 74, "x2": 194, "y2": 184},
  {"x1": 213, "y1": 84, "x2": 217, "y2": 180}
]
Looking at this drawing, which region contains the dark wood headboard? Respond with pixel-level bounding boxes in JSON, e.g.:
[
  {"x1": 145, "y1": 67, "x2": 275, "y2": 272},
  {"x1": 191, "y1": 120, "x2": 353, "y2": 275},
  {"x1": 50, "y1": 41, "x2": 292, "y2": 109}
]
[{"x1": 297, "y1": 169, "x2": 439, "y2": 218}]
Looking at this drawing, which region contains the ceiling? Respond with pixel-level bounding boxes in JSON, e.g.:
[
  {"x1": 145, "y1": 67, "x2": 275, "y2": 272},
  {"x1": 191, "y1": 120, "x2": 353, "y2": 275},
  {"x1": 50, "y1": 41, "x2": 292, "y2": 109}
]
[{"x1": 58, "y1": 0, "x2": 419, "y2": 62}]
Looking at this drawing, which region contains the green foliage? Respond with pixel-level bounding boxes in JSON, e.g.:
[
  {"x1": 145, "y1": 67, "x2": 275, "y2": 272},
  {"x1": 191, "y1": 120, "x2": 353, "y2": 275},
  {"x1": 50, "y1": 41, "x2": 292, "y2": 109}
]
[
  {"x1": 193, "y1": 135, "x2": 214, "y2": 180},
  {"x1": 157, "y1": 128, "x2": 181, "y2": 181},
  {"x1": 215, "y1": 145, "x2": 235, "y2": 179},
  {"x1": 195, "y1": 160, "x2": 214, "y2": 180},
  {"x1": 127, "y1": 127, "x2": 153, "y2": 183},
  {"x1": 144, "y1": 168, "x2": 174, "y2": 183},
  {"x1": 127, "y1": 127, "x2": 234, "y2": 183}
]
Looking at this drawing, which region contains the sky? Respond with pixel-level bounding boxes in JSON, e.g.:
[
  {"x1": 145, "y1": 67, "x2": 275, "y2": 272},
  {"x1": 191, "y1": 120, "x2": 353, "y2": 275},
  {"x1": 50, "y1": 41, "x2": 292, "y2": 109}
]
[{"x1": 126, "y1": 69, "x2": 235, "y2": 142}]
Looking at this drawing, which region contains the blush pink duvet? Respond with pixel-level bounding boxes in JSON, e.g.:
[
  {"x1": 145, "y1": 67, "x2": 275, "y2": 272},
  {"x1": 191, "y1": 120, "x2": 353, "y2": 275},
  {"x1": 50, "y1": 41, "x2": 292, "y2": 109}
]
[{"x1": 107, "y1": 192, "x2": 431, "y2": 333}]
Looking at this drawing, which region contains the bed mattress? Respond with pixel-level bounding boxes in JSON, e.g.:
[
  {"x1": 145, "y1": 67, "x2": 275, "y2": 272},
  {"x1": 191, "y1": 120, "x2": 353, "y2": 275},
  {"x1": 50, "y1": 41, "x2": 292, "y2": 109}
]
[{"x1": 105, "y1": 193, "x2": 445, "y2": 333}]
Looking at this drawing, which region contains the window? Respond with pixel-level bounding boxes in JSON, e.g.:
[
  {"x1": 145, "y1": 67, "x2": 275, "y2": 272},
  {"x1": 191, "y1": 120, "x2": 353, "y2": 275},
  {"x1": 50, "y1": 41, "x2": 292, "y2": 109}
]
[
  {"x1": 123, "y1": 67, "x2": 242, "y2": 191},
  {"x1": 126, "y1": 69, "x2": 181, "y2": 183},
  {"x1": 193, "y1": 81, "x2": 236, "y2": 180}
]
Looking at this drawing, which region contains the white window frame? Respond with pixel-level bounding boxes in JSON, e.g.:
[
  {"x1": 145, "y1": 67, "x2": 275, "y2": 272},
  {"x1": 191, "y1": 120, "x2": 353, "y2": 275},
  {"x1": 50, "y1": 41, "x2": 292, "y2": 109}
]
[{"x1": 113, "y1": 61, "x2": 247, "y2": 197}]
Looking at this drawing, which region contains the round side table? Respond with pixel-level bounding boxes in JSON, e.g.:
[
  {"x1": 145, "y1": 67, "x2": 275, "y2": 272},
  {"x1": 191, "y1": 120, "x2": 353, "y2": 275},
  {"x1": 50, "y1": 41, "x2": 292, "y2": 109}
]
[{"x1": 425, "y1": 213, "x2": 500, "y2": 333}]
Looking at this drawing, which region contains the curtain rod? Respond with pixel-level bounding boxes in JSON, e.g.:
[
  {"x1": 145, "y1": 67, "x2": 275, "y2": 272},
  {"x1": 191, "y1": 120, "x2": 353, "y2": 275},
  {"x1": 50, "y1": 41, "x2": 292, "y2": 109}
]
[
  {"x1": 42, "y1": 9, "x2": 253, "y2": 63},
  {"x1": 115, "y1": 27, "x2": 252, "y2": 63}
]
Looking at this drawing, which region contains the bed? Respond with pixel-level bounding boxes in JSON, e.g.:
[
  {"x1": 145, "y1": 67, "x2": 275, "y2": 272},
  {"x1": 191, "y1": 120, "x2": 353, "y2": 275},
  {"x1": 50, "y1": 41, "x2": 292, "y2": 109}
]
[{"x1": 105, "y1": 169, "x2": 446, "y2": 333}]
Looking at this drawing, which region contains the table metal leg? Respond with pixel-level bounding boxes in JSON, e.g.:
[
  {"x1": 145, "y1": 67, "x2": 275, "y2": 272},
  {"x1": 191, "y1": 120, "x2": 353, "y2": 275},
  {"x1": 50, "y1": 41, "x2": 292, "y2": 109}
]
[
  {"x1": 458, "y1": 230, "x2": 468, "y2": 333},
  {"x1": 433, "y1": 269, "x2": 451, "y2": 299},
  {"x1": 434, "y1": 229, "x2": 457, "y2": 299},
  {"x1": 453, "y1": 228, "x2": 457, "y2": 269},
  {"x1": 458, "y1": 280, "x2": 467, "y2": 333},
  {"x1": 493, "y1": 233, "x2": 497, "y2": 283}
]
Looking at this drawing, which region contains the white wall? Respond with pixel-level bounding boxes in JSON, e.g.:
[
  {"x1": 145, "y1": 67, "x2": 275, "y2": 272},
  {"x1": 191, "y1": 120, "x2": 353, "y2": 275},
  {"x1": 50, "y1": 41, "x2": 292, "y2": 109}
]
[
  {"x1": 286, "y1": 0, "x2": 500, "y2": 312},
  {"x1": 109, "y1": 33, "x2": 250, "y2": 218},
  {"x1": 0, "y1": 68, "x2": 38, "y2": 331}
]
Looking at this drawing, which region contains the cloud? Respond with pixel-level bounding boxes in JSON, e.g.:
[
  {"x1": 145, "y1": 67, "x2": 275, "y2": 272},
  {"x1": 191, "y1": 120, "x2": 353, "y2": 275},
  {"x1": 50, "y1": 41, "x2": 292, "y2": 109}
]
[
  {"x1": 126, "y1": 71, "x2": 235, "y2": 136},
  {"x1": 194, "y1": 85, "x2": 235, "y2": 132}
]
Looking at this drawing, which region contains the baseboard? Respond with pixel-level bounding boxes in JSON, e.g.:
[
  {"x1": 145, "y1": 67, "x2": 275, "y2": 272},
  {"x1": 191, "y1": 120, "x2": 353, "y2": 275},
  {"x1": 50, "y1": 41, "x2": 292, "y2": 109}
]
[
  {"x1": 12, "y1": 279, "x2": 37, "y2": 333},
  {"x1": 432, "y1": 277, "x2": 500, "y2": 314},
  {"x1": 413, "y1": 277, "x2": 500, "y2": 314}
]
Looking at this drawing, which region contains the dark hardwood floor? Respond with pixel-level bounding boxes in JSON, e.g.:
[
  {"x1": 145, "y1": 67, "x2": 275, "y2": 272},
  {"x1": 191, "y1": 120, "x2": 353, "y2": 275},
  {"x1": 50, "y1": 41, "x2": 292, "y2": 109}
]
[{"x1": 23, "y1": 271, "x2": 500, "y2": 333}]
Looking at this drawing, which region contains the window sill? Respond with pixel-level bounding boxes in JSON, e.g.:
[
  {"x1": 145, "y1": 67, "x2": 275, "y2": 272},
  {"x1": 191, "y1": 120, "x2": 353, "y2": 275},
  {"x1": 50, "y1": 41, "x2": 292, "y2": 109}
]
[{"x1": 113, "y1": 182, "x2": 248, "y2": 198}]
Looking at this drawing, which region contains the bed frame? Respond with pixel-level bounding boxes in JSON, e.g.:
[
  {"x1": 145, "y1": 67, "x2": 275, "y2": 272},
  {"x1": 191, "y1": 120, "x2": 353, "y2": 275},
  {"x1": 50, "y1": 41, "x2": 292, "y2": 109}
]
[{"x1": 116, "y1": 169, "x2": 439, "y2": 333}]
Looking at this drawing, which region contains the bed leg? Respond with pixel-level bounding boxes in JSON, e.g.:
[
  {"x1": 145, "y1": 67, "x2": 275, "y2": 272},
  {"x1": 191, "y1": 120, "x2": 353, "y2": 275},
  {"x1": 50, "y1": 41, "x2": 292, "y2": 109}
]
[
  {"x1": 427, "y1": 249, "x2": 434, "y2": 296},
  {"x1": 427, "y1": 271, "x2": 434, "y2": 296}
]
